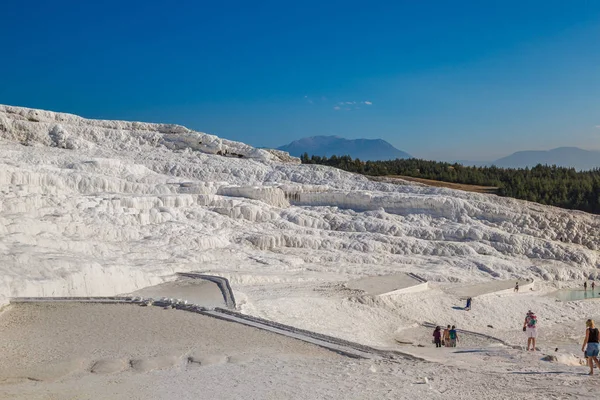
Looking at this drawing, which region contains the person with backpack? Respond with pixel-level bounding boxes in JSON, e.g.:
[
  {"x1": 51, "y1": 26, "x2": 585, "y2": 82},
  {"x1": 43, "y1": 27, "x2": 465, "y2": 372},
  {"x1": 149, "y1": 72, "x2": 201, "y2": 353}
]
[
  {"x1": 449, "y1": 325, "x2": 459, "y2": 347},
  {"x1": 582, "y1": 319, "x2": 600, "y2": 375},
  {"x1": 523, "y1": 310, "x2": 538, "y2": 351}
]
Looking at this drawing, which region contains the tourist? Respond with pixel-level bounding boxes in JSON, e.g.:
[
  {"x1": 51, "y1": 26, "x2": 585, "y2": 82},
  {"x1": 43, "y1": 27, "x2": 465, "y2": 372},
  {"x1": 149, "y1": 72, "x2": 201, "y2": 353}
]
[
  {"x1": 593, "y1": 282, "x2": 596, "y2": 291},
  {"x1": 465, "y1": 297, "x2": 472, "y2": 311},
  {"x1": 443, "y1": 325, "x2": 451, "y2": 347},
  {"x1": 582, "y1": 319, "x2": 600, "y2": 375},
  {"x1": 585, "y1": 281, "x2": 588, "y2": 291},
  {"x1": 449, "y1": 325, "x2": 459, "y2": 347},
  {"x1": 523, "y1": 310, "x2": 538, "y2": 351},
  {"x1": 433, "y1": 326, "x2": 442, "y2": 348},
  {"x1": 514, "y1": 282, "x2": 519, "y2": 292}
]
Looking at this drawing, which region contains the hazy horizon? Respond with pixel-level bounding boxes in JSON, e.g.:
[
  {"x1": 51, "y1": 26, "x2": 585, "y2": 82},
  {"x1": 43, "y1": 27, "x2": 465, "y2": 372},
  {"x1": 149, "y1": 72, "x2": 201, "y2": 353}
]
[
  {"x1": 275, "y1": 135, "x2": 600, "y2": 162},
  {"x1": 1, "y1": 1, "x2": 599, "y2": 160}
]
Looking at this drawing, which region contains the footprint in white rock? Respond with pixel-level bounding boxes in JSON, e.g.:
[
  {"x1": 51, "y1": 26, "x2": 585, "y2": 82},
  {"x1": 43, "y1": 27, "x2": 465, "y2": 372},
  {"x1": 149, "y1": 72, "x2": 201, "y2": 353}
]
[
  {"x1": 187, "y1": 353, "x2": 228, "y2": 367},
  {"x1": 227, "y1": 354, "x2": 255, "y2": 365},
  {"x1": 130, "y1": 356, "x2": 182, "y2": 372},
  {"x1": 22, "y1": 358, "x2": 88, "y2": 382},
  {"x1": 91, "y1": 359, "x2": 129, "y2": 374}
]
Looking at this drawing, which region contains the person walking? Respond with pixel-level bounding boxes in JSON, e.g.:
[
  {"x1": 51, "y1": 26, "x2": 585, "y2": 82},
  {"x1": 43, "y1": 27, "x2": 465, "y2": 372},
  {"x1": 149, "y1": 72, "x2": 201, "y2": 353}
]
[
  {"x1": 443, "y1": 325, "x2": 451, "y2": 347},
  {"x1": 523, "y1": 310, "x2": 538, "y2": 351},
  {"x1": 585, "y1": 281, "x2": 588, "y2": 291},
  {"x1": 465, "y1": 297, "x2": 472, "y2": 311},
  {"x1": 514, "y1": 282, "x2": 519, "y2": 293},
  {"x1": 433, "y1": 326, "x2": 442, "y2": 348},
  {"x1": 449, "y1": 325, "x2": 459, "y2": 347},
  {"x1": 582, "y1": 319, "x2": 600, "y2": 375}
]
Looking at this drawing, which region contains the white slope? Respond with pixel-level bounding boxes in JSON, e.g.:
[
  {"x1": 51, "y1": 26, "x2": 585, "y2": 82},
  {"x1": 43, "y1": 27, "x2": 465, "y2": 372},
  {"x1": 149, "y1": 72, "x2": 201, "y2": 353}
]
[
  {"x1": 4, "y1": 302, "x2": 592, "y2": 400},
  {"x1": 1, "y1": 104, "x2": 600, "y2": 342},
  {"x1": 4, "y1": 104, "x2": 600, "y2": 397}
]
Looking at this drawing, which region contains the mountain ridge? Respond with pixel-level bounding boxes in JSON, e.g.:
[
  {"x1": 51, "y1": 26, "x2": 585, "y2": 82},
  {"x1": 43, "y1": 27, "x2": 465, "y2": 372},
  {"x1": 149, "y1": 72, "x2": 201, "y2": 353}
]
[
  {"x1": 277, "y1": 135, "x2": 412, "y2": 161},
  {"x1": 492, "y1": 147, "x2": 600, "y2": 170}
]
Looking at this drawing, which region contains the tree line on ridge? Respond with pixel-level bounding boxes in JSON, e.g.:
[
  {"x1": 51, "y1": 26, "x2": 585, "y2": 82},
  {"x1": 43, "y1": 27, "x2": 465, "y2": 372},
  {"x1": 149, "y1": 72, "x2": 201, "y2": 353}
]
[{"x1": 299, "y1": 153, "x2": 600, "y2": 214}]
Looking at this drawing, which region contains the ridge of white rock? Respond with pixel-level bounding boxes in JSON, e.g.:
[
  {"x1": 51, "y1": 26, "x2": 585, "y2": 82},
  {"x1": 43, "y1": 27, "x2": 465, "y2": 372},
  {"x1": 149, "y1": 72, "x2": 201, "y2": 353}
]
[
  {"x1": 0, "y1": 104, "x2": 599, "y2": 305},
  {"x1": 0, "y1": 104, "x2": 299, "y2": 163}
]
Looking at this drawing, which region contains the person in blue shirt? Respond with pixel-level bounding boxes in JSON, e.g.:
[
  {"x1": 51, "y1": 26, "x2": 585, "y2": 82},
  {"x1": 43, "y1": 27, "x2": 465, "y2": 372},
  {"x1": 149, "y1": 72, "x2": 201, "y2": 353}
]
[{"x1": 449, "y1": 325, "x2": 459, "y2": 347}]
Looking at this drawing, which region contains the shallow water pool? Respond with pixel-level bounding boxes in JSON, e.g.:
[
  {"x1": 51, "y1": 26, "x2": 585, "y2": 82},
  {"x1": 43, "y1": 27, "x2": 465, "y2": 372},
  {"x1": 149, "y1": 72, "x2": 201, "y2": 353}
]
[{"x1": 553, "y1": 289, "x2": 600, "y2": 302}]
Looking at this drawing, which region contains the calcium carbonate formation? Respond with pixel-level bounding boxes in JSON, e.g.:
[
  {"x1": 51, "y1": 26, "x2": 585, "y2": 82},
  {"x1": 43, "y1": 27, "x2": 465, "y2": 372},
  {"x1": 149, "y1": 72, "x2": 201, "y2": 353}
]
[{"x1": 0, "y1": 104, "x2": 599, "y2": 304}]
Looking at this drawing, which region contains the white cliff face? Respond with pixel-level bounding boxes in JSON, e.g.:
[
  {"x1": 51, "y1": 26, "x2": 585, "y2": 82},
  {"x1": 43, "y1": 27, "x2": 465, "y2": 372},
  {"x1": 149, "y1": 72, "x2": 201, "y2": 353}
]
[{"x1": 0, "y1": 104, "x2": 599, "y2": 304}]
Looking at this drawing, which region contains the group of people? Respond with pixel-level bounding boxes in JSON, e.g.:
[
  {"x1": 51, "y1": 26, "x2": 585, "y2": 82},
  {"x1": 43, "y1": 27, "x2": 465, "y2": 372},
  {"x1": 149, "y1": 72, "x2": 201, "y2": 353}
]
[
  {"x1": 428, "y1": 279, "x2": 600, "y2": 377},
  {"x1": 583, "y1": 281, "x2": 596, "y2": 291},
  {"x1": 521, "y1": 310, "x2": 600, "y2": 376},
  {"x1": 524, "y1": 312, "x2": 600, "y2": 377},
  {"x1": 431, "y1": 309, "x2": 535, "y2": 352},
  {"x1": 432, "y1": 325, "x2": 459, "y2": 348}
]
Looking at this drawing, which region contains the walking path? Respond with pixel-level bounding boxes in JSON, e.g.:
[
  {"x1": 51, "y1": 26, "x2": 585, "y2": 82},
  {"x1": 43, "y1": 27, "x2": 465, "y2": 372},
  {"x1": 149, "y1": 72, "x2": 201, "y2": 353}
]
[
  {"x1": 128, "y1": 275, "x2": 227, "y2": 309},
  {"x1": 346, "y1": 273, "x2": 426, "y2": 296},
  {"x1": 177, "y1": 273, "x2": 236, "y2": 308},
  {"x1": 9, "y1": 274, "x2": 417, "y2": 362},
  {"x1": 445, "y1": 279, "x2": 534, "y2": 298},
  {"x1": 421, "y1": 322, "x2": 512, "y2": 347}
]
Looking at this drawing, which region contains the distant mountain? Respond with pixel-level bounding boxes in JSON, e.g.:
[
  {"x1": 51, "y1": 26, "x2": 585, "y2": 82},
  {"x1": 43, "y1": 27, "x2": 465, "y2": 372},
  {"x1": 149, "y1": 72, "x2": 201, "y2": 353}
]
[
  {"x1": 277, "y1": 135, "x2": 412, "y2": 161},
  {"x1": 492, "y1": 147, "x2": 600, "y2": 171}
]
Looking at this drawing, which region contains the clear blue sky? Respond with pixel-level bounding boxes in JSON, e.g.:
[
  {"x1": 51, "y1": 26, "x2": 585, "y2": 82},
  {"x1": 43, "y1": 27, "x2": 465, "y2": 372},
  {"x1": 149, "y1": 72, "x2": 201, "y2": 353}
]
[{"x1": 1, "y1": 1, "x2": 599, "y2": 160}]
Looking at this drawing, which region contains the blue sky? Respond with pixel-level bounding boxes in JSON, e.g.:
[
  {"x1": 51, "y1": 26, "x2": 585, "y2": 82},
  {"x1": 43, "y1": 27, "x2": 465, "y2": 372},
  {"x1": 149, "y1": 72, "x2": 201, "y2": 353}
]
[{"x1": 1, "y1": 1, "x2": 599, "y2": 160}]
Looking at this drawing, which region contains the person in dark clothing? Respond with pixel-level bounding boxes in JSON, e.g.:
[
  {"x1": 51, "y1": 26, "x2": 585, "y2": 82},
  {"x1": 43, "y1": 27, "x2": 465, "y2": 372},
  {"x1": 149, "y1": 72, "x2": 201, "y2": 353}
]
[
  {"x1": 585, "y1": 281, "x2": 588, "y2": 291},
  {"x1": 433, "y1": 326, "x2": 442, "y2": 348},
  {"x1": 465, "y1": 297, "x2": 472, "y2": 311},
  {"x1": 582, "y1": 319, "x2": 600, "y2": 375}
]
